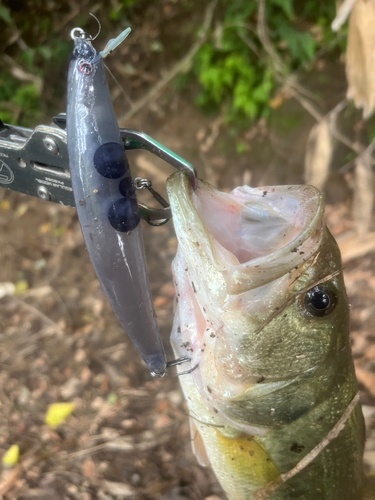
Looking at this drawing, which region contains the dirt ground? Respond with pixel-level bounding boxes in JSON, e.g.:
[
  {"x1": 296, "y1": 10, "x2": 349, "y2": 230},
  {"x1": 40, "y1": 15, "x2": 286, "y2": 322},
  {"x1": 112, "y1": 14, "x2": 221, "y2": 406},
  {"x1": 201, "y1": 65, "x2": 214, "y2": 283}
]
[{"x1": 1, "y1": 19, "x2": 375, "y2": 500}]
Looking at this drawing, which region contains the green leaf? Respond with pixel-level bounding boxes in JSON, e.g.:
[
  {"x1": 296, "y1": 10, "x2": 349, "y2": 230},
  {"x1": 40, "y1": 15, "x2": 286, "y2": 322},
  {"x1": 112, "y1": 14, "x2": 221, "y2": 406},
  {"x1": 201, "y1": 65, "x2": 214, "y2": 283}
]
[
  {"x1": 107, "y1": 392, "x2": 118, "y2": 404},
  {"x1": 236, "y1": 140, "x2": 249, "y2": 154},
  {"x1": 233, "y1": 78, "x2": 258, "y2": 118},
  {"x1": 252, "y1": 69, "x2": 274, "y2": 103},
  {"x1": 0, "y1": 5, "x2": 12, "y2": 25},
  {"x1": 38, "y1": 46, "x2": 53, "y2": 60},
  {"x1": 224, "y1": 0, "x2": 257, "y2": 22},
  {"x1": 12, "y1": 83, "x2": 41, "y2": 110},
  {"x1": 0, "y1": 110, "x2": 15, "y2": 124},
  {"x1": 276, "y1": 23, "x2": 316, "y2": 62},
  {"x1": 252, "y1": 83, "x2": 271, "y2": 103},
  {"x1": 20, "y1": 48, "x2": 36, "y2": 71},
  {"x1": 191, "y1": 0, "x2": 337, "y2": 124},
  {"x1": 271, "y1": 0, "x2": 294, "y2": 18}
]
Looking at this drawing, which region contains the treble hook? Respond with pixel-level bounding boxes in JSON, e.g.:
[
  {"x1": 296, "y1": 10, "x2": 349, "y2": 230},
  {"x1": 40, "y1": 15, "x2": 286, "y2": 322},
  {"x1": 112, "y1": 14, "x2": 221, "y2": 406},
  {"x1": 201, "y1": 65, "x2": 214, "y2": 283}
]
[{"x1": 165, "y1": 356, "x2": 199, "y2": 377}]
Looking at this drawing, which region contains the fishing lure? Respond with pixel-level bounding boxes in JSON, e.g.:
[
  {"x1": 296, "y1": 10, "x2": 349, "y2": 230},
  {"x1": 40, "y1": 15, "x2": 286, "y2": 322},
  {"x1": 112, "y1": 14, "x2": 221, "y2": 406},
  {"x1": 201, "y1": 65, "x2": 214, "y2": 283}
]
[{"x1": 66, "y1": 26, "x2": 167, "y2": 376}]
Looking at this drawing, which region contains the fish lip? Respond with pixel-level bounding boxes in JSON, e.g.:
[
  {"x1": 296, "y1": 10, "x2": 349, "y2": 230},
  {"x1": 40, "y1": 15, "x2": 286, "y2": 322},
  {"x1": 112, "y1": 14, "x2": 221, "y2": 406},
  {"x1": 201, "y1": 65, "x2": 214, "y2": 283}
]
[{"x1": 167, "y1": 171, "x2": 324, "y2": 295}]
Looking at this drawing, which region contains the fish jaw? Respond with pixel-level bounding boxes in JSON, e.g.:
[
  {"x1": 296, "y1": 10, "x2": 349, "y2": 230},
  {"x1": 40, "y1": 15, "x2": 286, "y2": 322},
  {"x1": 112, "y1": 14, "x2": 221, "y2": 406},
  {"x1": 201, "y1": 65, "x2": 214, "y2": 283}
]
[
  {"x1": 167, "y1": 170, "x2": 324, "y2": 297},
  {"x1": 167, "y1": 171, "x2": 347, "y2": 428}
]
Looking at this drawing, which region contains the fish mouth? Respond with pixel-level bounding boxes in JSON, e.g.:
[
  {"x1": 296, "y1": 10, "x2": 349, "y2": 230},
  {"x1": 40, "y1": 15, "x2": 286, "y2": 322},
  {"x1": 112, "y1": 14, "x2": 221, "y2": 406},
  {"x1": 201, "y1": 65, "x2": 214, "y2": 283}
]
[
  {"x1": 167, "y1": 171, "x2": 323, "y2": 296},
  {"x1": 167, "y1": 171, "x2": 324, "y2": 428}
]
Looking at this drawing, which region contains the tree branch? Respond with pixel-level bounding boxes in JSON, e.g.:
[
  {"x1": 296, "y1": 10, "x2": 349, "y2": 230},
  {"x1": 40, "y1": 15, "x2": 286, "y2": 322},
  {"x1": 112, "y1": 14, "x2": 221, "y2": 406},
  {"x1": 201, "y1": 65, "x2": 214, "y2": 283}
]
[
  {"x1": 256, "y1": 0, "x2": 364, "y2": 156},
  {"x1": 253, "y1": 391, "x2": 361, "y2": 500},
  {"x1": 118, "y1": 0, "x2": 218, "y2": 126}
]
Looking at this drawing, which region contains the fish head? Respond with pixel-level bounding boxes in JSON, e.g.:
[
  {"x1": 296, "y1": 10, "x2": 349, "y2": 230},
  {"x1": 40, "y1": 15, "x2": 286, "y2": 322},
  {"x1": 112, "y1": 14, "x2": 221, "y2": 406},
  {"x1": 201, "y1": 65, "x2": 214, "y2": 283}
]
[{"x1": 167, "y1": 171, "x2": 351, "y2": 434}]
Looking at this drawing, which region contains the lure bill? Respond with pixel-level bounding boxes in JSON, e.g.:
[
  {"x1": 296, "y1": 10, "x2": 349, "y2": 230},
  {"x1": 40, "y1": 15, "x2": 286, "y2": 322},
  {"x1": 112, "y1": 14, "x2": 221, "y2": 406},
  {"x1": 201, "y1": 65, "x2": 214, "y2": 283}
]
[
  {"x1": 66, "y1": 29, "x2": 167, "y2": 376},
  {"x1": 167, "y1": 171, "x2": 365, "y2": 500}
]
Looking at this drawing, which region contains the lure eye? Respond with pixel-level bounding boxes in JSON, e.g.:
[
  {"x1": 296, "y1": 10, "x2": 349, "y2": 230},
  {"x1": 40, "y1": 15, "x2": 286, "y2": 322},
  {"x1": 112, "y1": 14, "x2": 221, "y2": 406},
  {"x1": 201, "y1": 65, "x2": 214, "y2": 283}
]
[
  {"x1": 79, "y1": 61, "x2": 92, "y2": 75},
  {"x1": 304, "y1": 286, "x2": 337, "y2": 317}
]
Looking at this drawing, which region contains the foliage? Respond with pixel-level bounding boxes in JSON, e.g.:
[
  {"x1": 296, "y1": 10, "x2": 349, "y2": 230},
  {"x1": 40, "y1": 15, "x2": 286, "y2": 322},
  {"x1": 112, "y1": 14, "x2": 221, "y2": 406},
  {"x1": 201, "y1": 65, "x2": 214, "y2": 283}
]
[
  {"x1": 0, "y1": 0, "x2": 347, "y2": 129},
  {"x1": 110, "y1": 0, "x2": 140, "y2": 21},
  {"x1": 0, "y1": 1, "x2": 141, "y2": 127},
  {"x1": 0, "y1": 73, "x2": 42, "y2": 126},
  {"x1": 192, "y1": 0, "x2": 346, "y2": 125}
]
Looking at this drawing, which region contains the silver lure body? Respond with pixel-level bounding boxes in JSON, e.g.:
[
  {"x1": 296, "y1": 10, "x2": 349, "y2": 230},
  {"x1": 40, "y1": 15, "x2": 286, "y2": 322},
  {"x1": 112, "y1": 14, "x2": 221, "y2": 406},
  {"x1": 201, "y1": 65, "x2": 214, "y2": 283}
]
[{"x1": 66, "y1": 36, "x2": 166, "y2": 375}]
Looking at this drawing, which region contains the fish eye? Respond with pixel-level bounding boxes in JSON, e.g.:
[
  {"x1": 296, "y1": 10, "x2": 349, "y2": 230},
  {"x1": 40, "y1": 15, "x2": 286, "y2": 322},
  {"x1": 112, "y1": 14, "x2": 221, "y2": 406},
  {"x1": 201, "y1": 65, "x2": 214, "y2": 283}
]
[
  {"x1": 304, "y1": 285, "x2": 337, "y2": 317},
  {"x1": 79, "y1": 61, "x2": 92, "y2": 75}
]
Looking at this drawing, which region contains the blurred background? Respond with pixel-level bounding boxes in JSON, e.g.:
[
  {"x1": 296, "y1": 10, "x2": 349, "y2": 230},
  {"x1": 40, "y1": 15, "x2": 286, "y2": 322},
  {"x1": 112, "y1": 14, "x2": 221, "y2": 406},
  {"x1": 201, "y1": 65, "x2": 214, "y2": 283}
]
[{"x1": 0, "y1": 0, "x2": 375, "y2": 498}]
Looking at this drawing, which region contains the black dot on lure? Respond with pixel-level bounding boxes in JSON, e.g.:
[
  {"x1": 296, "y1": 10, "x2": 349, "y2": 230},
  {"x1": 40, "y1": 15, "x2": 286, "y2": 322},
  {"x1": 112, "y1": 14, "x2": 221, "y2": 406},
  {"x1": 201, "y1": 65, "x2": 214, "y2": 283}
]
[
  {"x1": 108, "y1": 197, "x2": 140, "y2": 232},
  {"x1": 94, "y1": 142, "x2": 129, "y2": 179},
  {"x1": 119, "y1": 176, "x2": 135, "y2": 197},
  {"x1": 304, "y1": 285, "x2": 337, "y2": 317}
]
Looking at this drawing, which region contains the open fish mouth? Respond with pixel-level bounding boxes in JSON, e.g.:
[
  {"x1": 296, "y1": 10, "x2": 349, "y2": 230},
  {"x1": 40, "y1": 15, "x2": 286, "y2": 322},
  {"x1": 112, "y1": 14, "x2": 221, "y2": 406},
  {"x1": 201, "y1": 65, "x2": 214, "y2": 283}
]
[
  {"x1": 167, "y1": 171, "x2": 330, "y2": 431},
  {"x1": 167, "y1": 170, "x2": 324, "y2": 297}
]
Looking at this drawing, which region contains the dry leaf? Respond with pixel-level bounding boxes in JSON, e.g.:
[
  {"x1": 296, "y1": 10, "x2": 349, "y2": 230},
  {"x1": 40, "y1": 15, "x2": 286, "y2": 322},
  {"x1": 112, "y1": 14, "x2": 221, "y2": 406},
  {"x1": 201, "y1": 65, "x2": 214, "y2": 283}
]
[
  {"x1": 0, "y1": 200, "x2": 10, "y2": 210},
  {"x1": 39, "y1": 222, "x2": 51, "y2": 234},
  {"x1": 102, "y1": 480, "x2": 135, "y2": 497},
  {"x1": 355, "y1": 367, "x2": 375, "y2": 397},
  {"x1": 304, "y1": 119, "x2": 333, "y2": 191},
  {"x1": 353, "y1": 147, "x2": 374, "y2": 237},
  {"x1": 83, "y1": 458, "x2": 96, "y2": 480},
  {"x1": 0, "y1": 282, "x2": 15, "y2": 299},
  {"x1": 346, "y1": 0, "x2": 375, "y2": 118},
  {"x1": 365, "y1": 345, "x2": 375, "y2": 359},
  {"x1": 269, "y1": 94, "x2": 287, "y2": 109},
  {"x1": 15, "y1": 203, "x2": 28, "y2": 218},
  {"x1": 338, "y1": 231, "x2": 375, "y2": 262},
  {"x1": 332, "y1": 0, "x2": 358, "y2": 31}
]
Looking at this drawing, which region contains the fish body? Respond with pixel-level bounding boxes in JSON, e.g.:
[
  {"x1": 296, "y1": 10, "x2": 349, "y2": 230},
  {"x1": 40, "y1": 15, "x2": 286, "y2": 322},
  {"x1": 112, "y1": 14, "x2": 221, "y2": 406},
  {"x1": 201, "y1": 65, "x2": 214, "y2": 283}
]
[
  {"x1": 167, "y1": 171, "x2": 365, "y2": 499},
  {"x1": 66, "y1": 33, "x2": 166, "y2": 375}
]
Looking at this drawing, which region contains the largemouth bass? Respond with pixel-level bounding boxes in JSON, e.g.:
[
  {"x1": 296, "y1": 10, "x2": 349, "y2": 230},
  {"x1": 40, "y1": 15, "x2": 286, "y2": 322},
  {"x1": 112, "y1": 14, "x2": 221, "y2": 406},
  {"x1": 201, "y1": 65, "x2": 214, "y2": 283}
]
[{"x1": 166, "y1": 171, "x2": 365, "y2": 500}]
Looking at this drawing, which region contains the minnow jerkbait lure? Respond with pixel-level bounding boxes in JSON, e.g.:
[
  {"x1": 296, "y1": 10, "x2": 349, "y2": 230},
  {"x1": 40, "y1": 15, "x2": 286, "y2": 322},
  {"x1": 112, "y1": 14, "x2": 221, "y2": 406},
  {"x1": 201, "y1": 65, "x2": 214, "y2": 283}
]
[{"x1": 66, "y1": 27, "x2": 167, "y2": 376}]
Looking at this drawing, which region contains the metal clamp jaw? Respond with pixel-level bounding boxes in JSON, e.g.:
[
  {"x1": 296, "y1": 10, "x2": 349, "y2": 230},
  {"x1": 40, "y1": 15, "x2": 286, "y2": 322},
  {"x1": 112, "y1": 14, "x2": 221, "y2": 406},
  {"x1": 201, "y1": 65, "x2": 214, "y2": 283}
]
[{"x1": 0, "y1": 114, "x2": 197, "y2": 224}]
